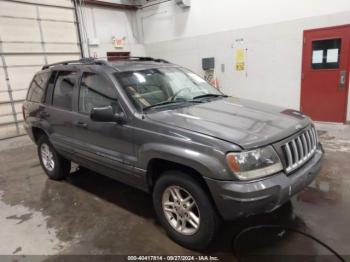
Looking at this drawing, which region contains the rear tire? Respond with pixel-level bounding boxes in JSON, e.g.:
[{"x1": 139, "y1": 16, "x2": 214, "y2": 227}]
[
  {"x1": 153, "y1": 170, "x2": 219, "y2": 250},
  {"x1": 37, "y1": 135, "x2": 71, "y2": 180}
]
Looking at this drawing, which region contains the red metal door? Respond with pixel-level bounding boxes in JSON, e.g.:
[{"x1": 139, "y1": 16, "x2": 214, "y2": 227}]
[{"x1": 301, "y1": 25, "x2": 350, "y2": 123}]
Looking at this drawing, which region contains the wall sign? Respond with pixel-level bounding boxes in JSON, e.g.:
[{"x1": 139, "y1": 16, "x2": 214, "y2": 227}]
[
  {"x1": 112, "y1": 36, "x2": 126, "y2": 49},
  {"x1": 312, "y1": 50, "x2": 323, "y2": 64},
  {"x1": 235, "y1": 48, "x2": 245, "y2": 71},
  {"x1": 326, "y1": 48, "x2": 339, "y2": 63}
]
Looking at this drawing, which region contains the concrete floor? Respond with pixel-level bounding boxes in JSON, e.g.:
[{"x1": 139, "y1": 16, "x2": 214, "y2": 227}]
[{"x1": 0, "y1": 123, "x2": 349, "y2": 260}]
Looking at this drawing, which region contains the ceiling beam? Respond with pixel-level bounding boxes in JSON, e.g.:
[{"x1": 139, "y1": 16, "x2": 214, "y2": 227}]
[{"x1": 83, "y1": 0, "x2": 139, "y2": 10}]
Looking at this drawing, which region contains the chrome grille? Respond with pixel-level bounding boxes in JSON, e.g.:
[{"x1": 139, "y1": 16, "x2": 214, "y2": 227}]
[{"x1": 282, "y1": 126, "x2": 317, "y2": 173}]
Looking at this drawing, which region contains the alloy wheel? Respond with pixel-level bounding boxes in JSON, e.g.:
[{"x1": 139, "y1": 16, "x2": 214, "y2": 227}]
[
  {"x1": 162, "y1": 185, "x2": 200, "y2": 235},
  {"x1": 40, "y1": 143, "x2": 55, "y2": 172}
]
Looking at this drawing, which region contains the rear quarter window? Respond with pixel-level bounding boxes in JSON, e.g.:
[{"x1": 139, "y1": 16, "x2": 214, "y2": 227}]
[{"x1": 27, "y1": 72, "x2": 50, "y2": 103}]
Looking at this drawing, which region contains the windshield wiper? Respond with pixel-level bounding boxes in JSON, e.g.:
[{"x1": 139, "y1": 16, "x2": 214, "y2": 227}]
[
  {"x1": 193, "y1": 94, "x2": 228, "y2": 100},
  {"x1": 143, "y1": 101, "x2": 181, "y2": 111},
  {"x1": 143, "y1": 100, "x2": 203, "y2": 112}
]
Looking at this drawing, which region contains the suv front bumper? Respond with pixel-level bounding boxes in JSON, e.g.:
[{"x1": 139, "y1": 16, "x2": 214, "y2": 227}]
[{"x1": 205, "y1": 144, "x2": 324, "y2": 220}]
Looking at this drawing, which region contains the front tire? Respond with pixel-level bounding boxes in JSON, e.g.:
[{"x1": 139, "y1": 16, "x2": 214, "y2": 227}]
[
  {"x1": 37, "y1": 135, "x2": 71, "y2": 180},
  {"x1": 153, "y1": 170, "x2": 219, "y2": 250}
]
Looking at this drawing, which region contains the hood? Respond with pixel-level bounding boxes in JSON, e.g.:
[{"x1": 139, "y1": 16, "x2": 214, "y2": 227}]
[{"x1": 146, "y1": 97, "x2": 311, "y2": 149}]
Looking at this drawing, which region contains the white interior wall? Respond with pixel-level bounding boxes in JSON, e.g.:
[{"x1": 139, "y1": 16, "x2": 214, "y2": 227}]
[
  {"x1": 82, "y1": 5, "x2": 145, "y2": 57},
  {"x1": 138, "y1": 0, "x2": 350, "y2": 43},
  {"x1": 137, "y1": 1, "x2": 350, "y2": 121},
  {"x1": 79, "y1": 0, "x2": 350, "y2": 121}
]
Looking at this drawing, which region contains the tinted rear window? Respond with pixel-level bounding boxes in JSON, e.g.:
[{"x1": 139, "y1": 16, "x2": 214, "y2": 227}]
[
  {"x1": 52, "y1": 71, "x2": 77, "y2": 110},
  {"x1": 27, "y1": 72, "x2": 50, "y2": 103}
]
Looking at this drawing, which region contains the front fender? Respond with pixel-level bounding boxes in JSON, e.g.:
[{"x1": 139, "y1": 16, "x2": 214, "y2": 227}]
[{"x1": 138, "y1": 142, "x2": 230, "y2": 180}]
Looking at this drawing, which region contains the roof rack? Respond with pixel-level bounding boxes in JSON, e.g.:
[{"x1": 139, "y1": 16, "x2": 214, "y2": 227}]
[
  {"x1": 41, "y1": 58, "x2": 109, "y2": 70},
  {"x1": 110, "y1": 56, "x2": 170, "y2": 63},
  {"x1": 41, "y1": 56, "x2": 170, "y2": 70}
]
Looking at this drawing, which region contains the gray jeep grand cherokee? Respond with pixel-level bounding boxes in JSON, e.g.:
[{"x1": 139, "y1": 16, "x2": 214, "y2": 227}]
[{"x1": 23, "y1": 57, "x2": 324, "y2": 250}]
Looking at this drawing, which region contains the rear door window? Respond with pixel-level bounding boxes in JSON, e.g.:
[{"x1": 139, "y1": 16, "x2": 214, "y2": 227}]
[
  {"x1": 27, "y1": 72, "x2": 50, "y2": 103},
  {"x1": 52, "y1": 71, "x2": 77, "y2": 110},
  {"x1": 44, "y1": 71, "x2": 58, "y2": 104}
]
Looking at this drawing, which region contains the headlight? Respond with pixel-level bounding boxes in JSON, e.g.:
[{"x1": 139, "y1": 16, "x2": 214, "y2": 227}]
[{"x1": 226, "y1": 146, "x2": 283, "y2": 180}]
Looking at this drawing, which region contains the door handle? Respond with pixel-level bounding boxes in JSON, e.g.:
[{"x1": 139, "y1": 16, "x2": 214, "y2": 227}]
[
  {"x1": 74, "y1": 121, "x2": 88, "y2": 128},
  {"x1": 339, "y1": 70, "x2": 346, "y2": 90}
]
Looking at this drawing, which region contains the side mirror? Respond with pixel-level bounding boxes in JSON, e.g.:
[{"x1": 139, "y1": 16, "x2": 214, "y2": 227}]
[{"x1": 90, "y1": 105, "x2": 126, "y2": 124}]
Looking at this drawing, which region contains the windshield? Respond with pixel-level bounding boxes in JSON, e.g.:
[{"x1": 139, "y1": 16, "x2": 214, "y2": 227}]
[{"x1": 114, "y1": 67, "x2": 223, "y2": 111}]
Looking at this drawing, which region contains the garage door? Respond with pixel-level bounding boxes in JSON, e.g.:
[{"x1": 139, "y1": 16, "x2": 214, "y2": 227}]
[{"x1": 0, "y1": 0, "x2": 82, "y2": 139}]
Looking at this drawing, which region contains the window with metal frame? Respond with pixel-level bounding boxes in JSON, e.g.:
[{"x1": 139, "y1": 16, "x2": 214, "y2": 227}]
[{"x1": 311, "y1": 39, "x2": 341, "y2": 69}]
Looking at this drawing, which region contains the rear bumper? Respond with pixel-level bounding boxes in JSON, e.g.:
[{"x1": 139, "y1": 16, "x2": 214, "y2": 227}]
[{"x1": 205, "y1": 143, "x2": 324, "y2": 220}]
